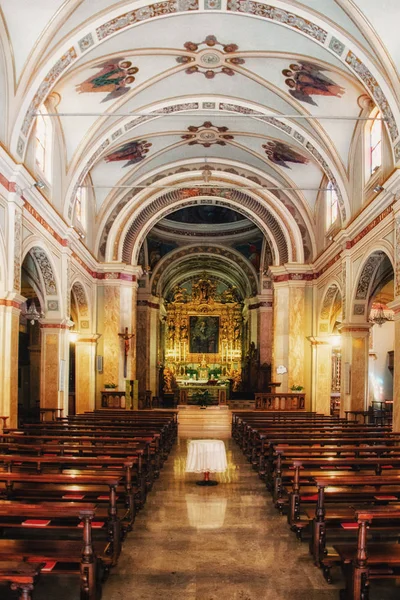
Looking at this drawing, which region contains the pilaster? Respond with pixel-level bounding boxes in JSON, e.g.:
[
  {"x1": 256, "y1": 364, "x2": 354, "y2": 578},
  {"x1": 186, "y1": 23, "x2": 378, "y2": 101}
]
[
  {"x1": 308, "y1": 337, "x2": 332, "y2": 415},
  {"x1": 40, "y1": 319, "x2": 71, "y2": 413},
  {"x1": 339, "y1": 323, "x2": 372, "y2": 417},
  {"x1": 388, "y1": 299, "x2": 400, "y2": 431},
  {"x1": 273, "y1": 280, "x2": 306, "y2": 392},
  {"x1": 75, "y1": 334, "x2": 101, "y2": 414},
  {"x1": 0, "y1": 294, "x2": 24, "y2": 427}
]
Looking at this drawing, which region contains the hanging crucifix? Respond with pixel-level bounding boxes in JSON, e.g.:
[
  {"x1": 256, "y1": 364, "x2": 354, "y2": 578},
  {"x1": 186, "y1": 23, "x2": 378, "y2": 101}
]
[{"x1": 118, "y1": 327, "x2": 135, "y2": 378}]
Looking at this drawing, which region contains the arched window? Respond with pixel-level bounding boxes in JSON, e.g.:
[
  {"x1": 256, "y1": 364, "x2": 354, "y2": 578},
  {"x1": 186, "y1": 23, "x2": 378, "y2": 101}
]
[
  {"x1": 35, "y1": 105, "x2": 52, "y2": 182},
  {"x1": 75, "y1": 185, "x2": 87, "y2": 231},
  {"x1": 369, "y1": 111, "x2": 382, "y2": 176},
  {"x1": 326, "y1": 181, "x2": 338, "y2": 229}
]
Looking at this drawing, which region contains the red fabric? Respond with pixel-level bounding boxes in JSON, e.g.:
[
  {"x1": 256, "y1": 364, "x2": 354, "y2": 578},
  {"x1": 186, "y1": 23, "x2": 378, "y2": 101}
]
[
  {"x1": 340, "y1": 522, "x2": 358, "y2": 529},
  {"x1": 300, "y1": 494, "x2": 318, "y2": 501},
  {"x1": 78, "y1": 521, "x2": 104, "y2": 528},
  {"x1": 62, "y1": 494, "x2": 85, "y2": 500}
]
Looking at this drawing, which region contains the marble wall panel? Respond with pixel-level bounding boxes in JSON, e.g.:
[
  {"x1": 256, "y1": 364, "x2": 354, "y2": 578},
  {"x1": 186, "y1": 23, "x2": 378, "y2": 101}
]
[
  {"x1": 315, "y1": 344, "x2": 331, "y2": 415},
  {"x1": 350, "y1": 336, "x2": 368, "y2": 412},
  {"x1": 41, "y1": 333, "x2": 59, "y2": 409},
  {"x1": 288, "y1": 287, "x2": 305, "y2": 389},
  {"x1": 103, "y1": 285, "x2": 120, "y2": 386}
]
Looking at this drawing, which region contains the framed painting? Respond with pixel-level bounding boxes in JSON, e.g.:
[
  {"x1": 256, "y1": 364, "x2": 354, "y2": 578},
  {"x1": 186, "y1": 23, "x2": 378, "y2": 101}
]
[{"x1": 189, "y1": 316, "x2": 219, "y2": 354}]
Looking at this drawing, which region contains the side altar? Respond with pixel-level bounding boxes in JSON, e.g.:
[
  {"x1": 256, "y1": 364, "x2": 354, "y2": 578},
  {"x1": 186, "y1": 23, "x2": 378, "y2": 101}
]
[{"x1": 162, "y1": 273, "x2": 243, "y2": 403}]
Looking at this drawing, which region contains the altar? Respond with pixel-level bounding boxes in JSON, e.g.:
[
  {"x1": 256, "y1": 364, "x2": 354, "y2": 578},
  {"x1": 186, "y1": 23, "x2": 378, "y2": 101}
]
[
  {"x1": 178, "y1": 383, "x2": 228, "y2": 406},
  {"x1": 162, "y1": 273, "x2": 243, "y2": 403}
]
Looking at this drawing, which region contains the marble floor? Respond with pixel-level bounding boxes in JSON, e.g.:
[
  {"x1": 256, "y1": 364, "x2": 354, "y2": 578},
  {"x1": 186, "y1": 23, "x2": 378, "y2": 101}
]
[
  {"x1": 3, "y1": 432, "x2": 399, "y2": 599},
  {"x1": 102, "y1": 436, "x2": 342, "y2": 600}
]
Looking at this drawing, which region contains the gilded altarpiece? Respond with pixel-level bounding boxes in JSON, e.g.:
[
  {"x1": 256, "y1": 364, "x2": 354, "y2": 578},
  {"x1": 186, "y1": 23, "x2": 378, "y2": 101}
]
[{"x1": 164, "y1": 276, "x2": 243, "y2": 396}]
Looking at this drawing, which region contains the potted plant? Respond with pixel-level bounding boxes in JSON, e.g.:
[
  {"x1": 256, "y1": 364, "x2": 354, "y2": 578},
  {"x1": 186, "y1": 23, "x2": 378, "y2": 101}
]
[
  {"x1": 290, "y1": 385, "x2": 304, "y2": 392},
  {"x1": 192, "y1": 389, "x2": 213, "y2": 409}
]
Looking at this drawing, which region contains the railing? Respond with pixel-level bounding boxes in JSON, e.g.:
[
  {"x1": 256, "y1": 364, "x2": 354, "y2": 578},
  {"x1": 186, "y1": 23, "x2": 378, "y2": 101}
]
[
  {"x1": 101, "y1": 390, "x2": 126, "y2": 409},
  {"x1": 255, "y1": 392, "x2": 306, "y2": 411}
]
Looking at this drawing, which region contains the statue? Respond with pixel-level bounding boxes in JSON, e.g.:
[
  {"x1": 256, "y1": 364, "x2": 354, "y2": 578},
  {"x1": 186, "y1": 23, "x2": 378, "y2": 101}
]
[
  {"x1": 229, "y1": 368, "x2": 242, "y2": 392},
  {"x1": 163, "y1": 367, "x2": 174, "y2": 393},
  {"x1": 173, "y1": 285, "x2": 186, "y2": 303}
]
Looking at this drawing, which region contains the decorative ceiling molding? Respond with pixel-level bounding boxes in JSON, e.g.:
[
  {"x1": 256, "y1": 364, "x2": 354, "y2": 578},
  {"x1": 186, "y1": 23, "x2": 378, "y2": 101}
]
[
  {"x1": 10, "y1": 0, "x2": 400, "y2": 166},
  {"x1": 150, "y1": 244, "x2": 258, "y2": 297},
  {"x1": 65, "y1": 98, "x2": 350, "y2": 224},
  {"x1": 120, "y1": 186, "x2": 291, "y2": 266}
]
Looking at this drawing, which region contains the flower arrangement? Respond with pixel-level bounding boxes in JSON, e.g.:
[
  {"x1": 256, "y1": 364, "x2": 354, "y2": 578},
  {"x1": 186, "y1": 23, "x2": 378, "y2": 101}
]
[
  {"x1": 290, "y1": 384, "x2": 304, "y2": 392},
  {"x1": 104, "y1": 383, "x2": 117, "y2": 389}
]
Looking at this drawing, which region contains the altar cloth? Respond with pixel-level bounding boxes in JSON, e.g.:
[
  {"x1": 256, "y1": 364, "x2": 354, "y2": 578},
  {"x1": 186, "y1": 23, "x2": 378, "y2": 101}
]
[{"x1": 185, "y1": 439, "x2": 228, "y2": 473}]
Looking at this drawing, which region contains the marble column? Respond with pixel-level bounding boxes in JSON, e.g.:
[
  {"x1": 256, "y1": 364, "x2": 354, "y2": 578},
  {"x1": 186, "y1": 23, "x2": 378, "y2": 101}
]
[
  {"x1": 75, "y1": 335, "x2": 100, "y2": 414},
  {"x1": 136, "y1": 300, "x2": 150, "y2": 395},
  {"x1": 28, "y1": 324, "x2": 41, "y2": 412},
  {"x1": 40, "y1": 321, "x2": 70, "y2": 414},
  {"x1": 339, "y1": 323, "x2": 371, "y2": 417},
  {"x1": 0, "y1": 296, "x2": 24, "y2": 427},
  {"x1": 257, "y1": 292, "x2": 273, "y2": 367},
  {"x1": 103, "y1": 283, "x2": 120, "y2": 387},
  {"x1": 273, "y1": 282, "x2": 306, "y2": 392},
  {"x1": 309, "y1": 338, "x2": 332, "y2": 415},
  {"x1": 389, "y1": 300, "x2": 400, "y2": 431},
  {"x1": 130, "y1": 282, "x2": 139, "y2": 380}
]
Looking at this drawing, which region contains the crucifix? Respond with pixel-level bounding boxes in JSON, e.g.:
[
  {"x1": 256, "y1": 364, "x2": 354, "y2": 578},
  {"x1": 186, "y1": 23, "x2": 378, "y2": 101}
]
[{"x1": 118, "y1": 327, "x2": 135, "y2": 377}]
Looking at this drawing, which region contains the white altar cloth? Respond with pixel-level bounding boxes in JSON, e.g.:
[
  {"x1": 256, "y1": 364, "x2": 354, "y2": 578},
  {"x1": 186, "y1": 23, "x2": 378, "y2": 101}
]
[{"x1": 185, "y1": 439, "x2": 228, "y2": 473}]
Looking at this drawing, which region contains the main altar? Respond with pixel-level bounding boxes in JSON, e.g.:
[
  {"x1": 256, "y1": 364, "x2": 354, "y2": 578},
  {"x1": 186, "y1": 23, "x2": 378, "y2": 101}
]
[{"x1": 162, "y1": 274, "x2": 243, "y2": 405}]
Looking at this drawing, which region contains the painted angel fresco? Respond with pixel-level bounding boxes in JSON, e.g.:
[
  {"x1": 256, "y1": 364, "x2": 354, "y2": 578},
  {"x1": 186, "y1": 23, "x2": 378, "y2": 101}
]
[
  {"x1": 282, "y1": 61, "x2": 345, "y2": 106},
  {"x1": 104, "y1": 140, "x2": 152, "y2": 167},
  {"x1": 262, "y1": 141, "x2": 309, "y2": 169},
  {"x1": 76, "y1": 59, "x2": 139, "y2": 102}
]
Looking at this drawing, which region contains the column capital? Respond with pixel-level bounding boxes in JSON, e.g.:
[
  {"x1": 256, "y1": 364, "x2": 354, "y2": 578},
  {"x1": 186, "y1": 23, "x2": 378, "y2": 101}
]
[
  {"x1": 0, "y1": 292, "x2": 26, "y2": 308},
  {"x1": 75, "y1": 333, "x2": 102, "y2": 344},
  {"x1": 307, "y1": 336, "x2": 333, "y2": 346},
  {"x1": 338, "y1": 322, "x2": 372, "y2": 335},
  {"x1": 269, "y1": 263, "x2": 314, "y2": 287}
]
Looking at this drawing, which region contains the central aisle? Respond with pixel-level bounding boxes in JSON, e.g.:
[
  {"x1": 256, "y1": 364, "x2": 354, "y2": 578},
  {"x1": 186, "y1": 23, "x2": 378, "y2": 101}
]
[{"x1": 103, "y1": 432, "x2": 339, "y2": 600}]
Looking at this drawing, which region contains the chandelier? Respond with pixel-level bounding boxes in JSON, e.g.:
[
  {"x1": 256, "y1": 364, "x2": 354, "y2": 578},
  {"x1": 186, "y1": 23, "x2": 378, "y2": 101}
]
[
  {"x1": 23, "y1": 300, "x2": 42, "y2": 325},
  {"x1": 368, "y1": 302, "x2": 394, "y2": 327}
]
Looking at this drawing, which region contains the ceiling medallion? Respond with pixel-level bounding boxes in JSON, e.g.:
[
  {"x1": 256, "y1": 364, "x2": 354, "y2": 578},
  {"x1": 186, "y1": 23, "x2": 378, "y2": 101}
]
[
  {"x1": 182, "y1": 121, "x2": 234, "y2": 147},
  {"x1": 176, "y1": 34, "x2": 245, "y2": 79}
]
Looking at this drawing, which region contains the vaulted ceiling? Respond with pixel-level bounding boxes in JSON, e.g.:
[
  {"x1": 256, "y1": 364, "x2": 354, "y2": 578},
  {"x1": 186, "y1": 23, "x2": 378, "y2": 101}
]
[{"x1": 0, "y1": 1, "x2": 399, "y2": 294}]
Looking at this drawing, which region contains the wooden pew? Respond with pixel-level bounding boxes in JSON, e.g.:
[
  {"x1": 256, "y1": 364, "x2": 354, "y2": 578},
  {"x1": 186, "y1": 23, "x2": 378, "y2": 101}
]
[
  {"x1": 0, "y1": 561, "x2": 43, "y2": 600},
  {"x1": 0, "y1": 501, "x2": 101, "y2": 600},
  {"x1": 334, "y1": 508, "x2": 400, "y2": 600},
  {"x1": 0, "y1": 472, "x2": 122, "y2": 567}
]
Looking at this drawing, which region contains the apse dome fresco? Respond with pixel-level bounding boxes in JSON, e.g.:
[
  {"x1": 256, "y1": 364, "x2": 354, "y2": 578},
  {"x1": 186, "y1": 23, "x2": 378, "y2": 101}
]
[{"x1": 0, "y1": 0, "x2": 399, "y2": 297}]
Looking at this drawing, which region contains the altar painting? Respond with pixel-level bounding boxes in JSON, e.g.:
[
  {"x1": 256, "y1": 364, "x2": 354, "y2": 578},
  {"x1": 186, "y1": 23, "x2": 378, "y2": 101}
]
[{"x1": 189, "y1": 316, "x2": 219, "y2": 354}]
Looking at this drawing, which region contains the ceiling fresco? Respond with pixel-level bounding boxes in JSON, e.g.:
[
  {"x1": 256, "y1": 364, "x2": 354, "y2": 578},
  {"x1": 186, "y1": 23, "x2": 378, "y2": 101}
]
[{"x1": 1, "y1": 1, "x2": 400, "y2": 299}]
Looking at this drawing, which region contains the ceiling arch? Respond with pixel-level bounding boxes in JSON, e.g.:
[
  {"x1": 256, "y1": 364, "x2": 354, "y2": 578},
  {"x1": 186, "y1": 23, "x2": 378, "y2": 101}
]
[
  {"x1": 113, "y1": 183, "x2": 303, "y2": 266},
  {"x1": 10, "y1": 0, "x2": 400, "y2": 169},
  {"x1": 150, "y1": 244, "x2": 259, "y2": 298}
]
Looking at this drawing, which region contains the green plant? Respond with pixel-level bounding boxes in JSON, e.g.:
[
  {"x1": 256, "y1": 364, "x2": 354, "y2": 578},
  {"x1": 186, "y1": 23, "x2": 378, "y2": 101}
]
[
  {"x1": 104, "y1": 383, "x2": 117, "y2": 389},
  {"x1": 191, "y1": 389, "x2": 214, "y2": 407},
  {"x1": 290, "y1": 385, "x2": 304, "y2": 392}
]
